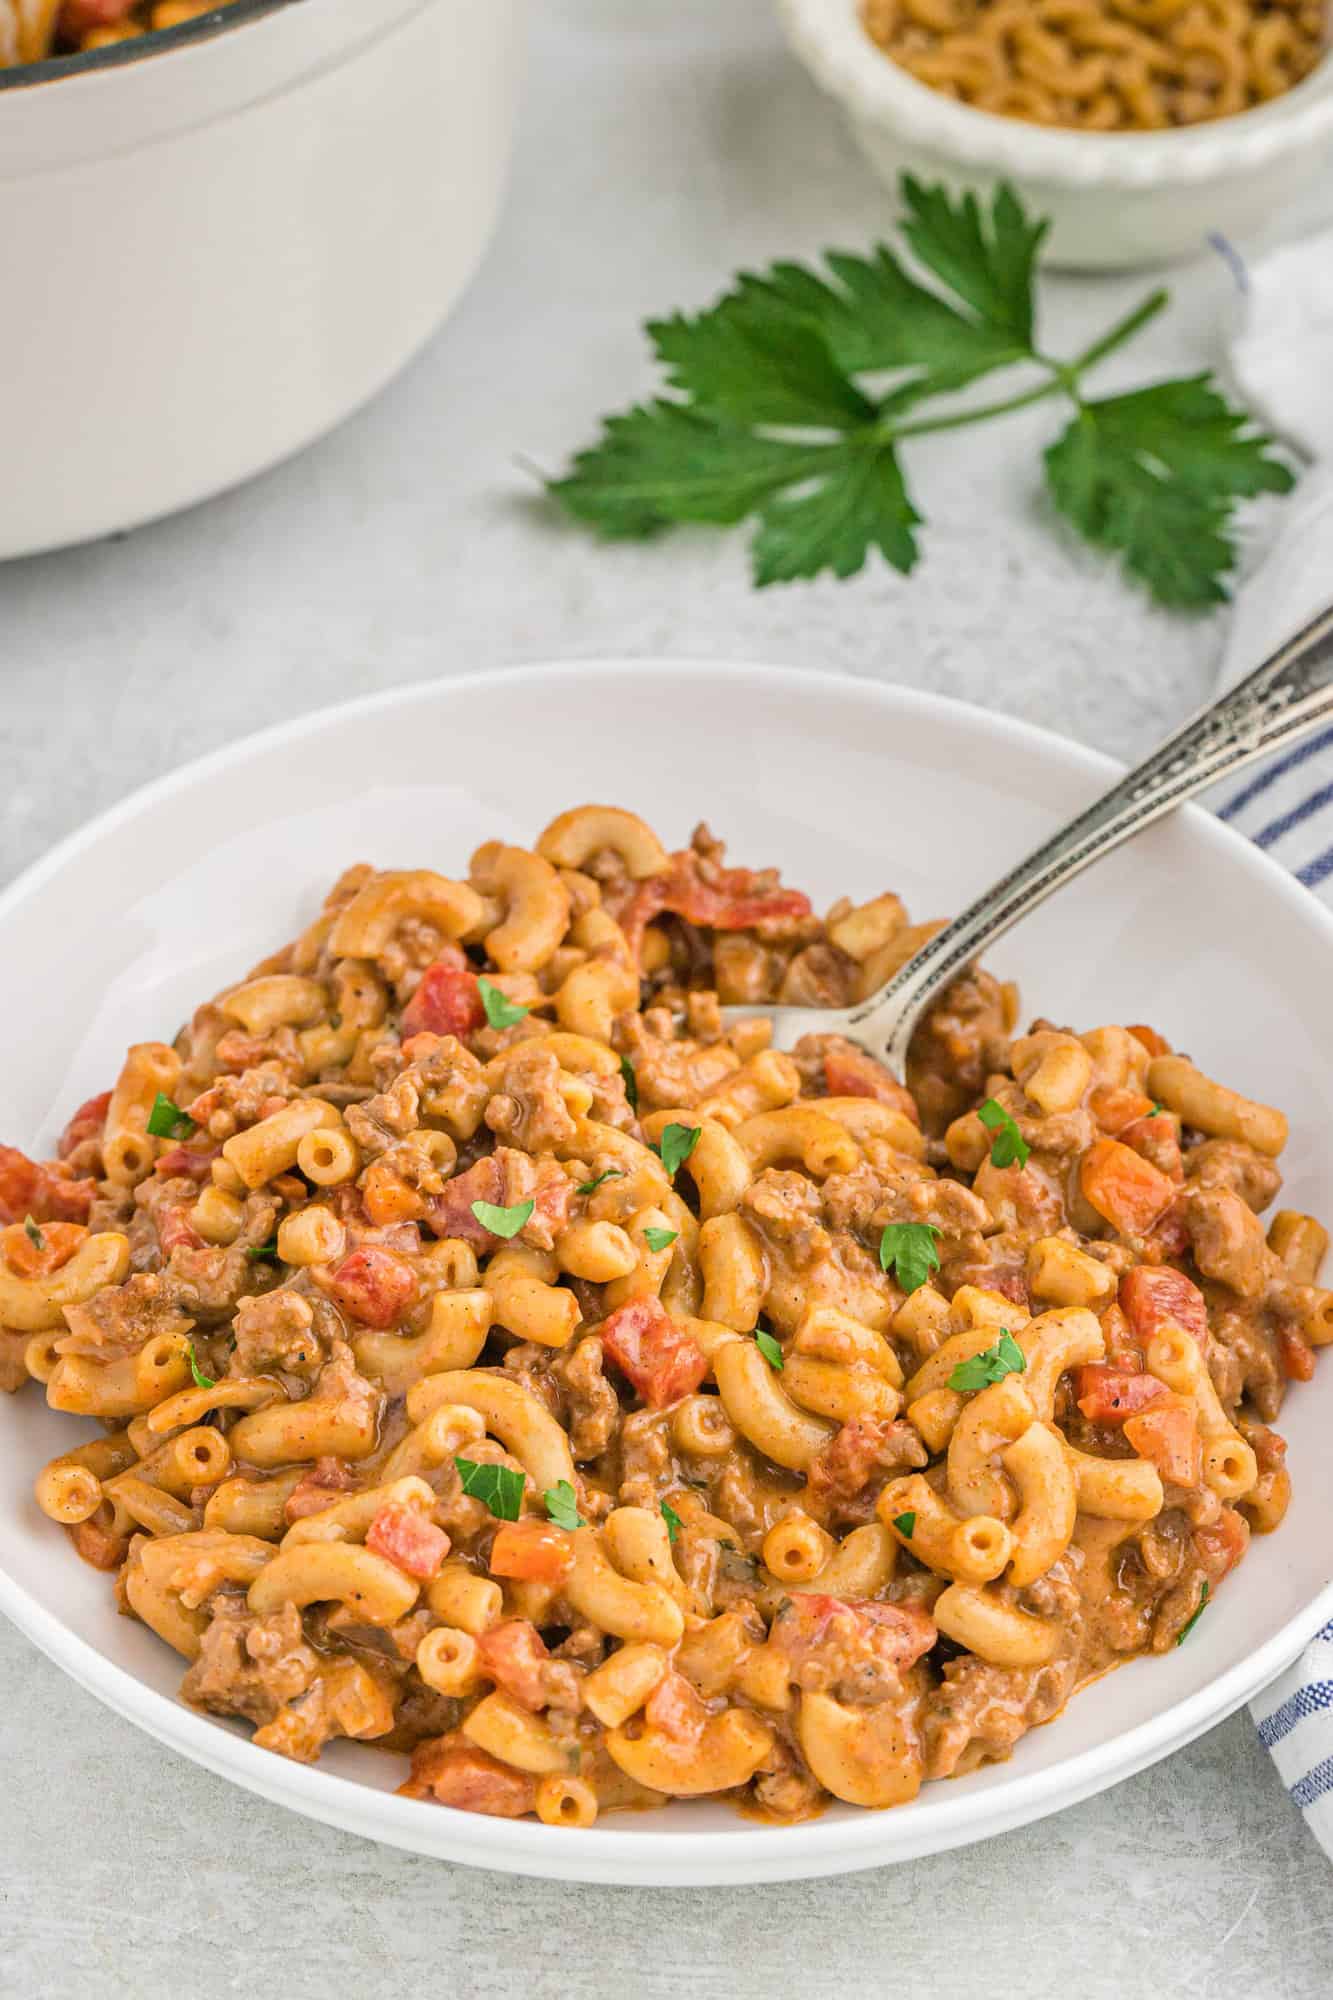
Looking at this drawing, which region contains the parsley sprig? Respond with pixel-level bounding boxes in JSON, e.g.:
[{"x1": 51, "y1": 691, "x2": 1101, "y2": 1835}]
[
  {"x1": 948, "y1": 1330, "x2": 1027, "y2": 1393},
  {"x1": 548, "y1": 177, "x2": 1292, "y2": 609},
  {"x1": 879, "y1": 1221, "x2": 940, "y2": 1294}
]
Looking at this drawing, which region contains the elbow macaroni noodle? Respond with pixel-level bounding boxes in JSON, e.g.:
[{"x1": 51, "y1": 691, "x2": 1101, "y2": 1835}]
[{"x1": 3, "y1": 804, "x2": 1323, "y2": 1825}]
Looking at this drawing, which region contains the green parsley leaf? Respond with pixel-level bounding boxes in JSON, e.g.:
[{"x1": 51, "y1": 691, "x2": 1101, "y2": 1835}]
[
  {"x1": 892, "y1": 1511, "x2": 917, "y2": 1539},
  {"x1": 23, "y1": 1216, "x2": 45, "y2": 1251},
  {"x1": 1147, "y1": 1104, "x2": 1163, "y2": 1119},
  {"x1": 245, "y1": 1238, "x2": 279, "y2": 1262},
  {"x1": 543, "y1": 1480, "x2": 584, "y2": 1531},
  {"x1": 455, "y1": 1456, "x2": 525, "y2": 1521},
  {"x1": 650, "y1": 294, "x2": 876, "y2": 430},
  {"x1": 661, "y1": 1500, "x2": 683, "y2": 1545},
  {"x1": 644, "y1": 1226, "x2": 678, "y2": 1254},
  {"x1": 547, "y1": 174, "x2": 1292, "y2": 608},
  {"x1": 477, "y1": 977, "x2": 531, "y2": 1030},
  {"x1": 187, "y1": 1342, "x2": 216, "y2": 1390},
  {"x1": 620, "y1": 1054, "x2": 639, "y2": 1111},
  {"x1": 754, "y1": 1327, "x2": 784, "y2": 1371},
  {"x1": 1044, "y1": 379, "x2": 1293, "y2": 609},
  {"x1": 977, "y1": 1098, "x2": 1030, "y2": 1170},
  {"x1": 658, "y1": 1123, "x2": 701, "y2": 1179},
  {"x1": 899, "y1": 175, "x2": 1046, "y2": 352},
  {"x1": 577, "y1": 1168, "x2": 625, "y2": 1195},
  {"x1": 146, "y1": 1092, "x2": 196, "y2": 1141},
  {"x1": 948, "y1": 1329, "x2": 1027, "y2": 1393},
  {"x1": 879, "y1": 1221, "x2": 941, "y2": 1294},
  {"x1": 1176, "y1": 1579, "x2": 1210, "y2": 1646},
  {"x1": 471, "y1": 1197, "x2": 535, "y2": 1239}
]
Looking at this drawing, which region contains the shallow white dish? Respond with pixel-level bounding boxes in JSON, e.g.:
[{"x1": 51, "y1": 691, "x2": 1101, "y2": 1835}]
[
  {"x1": 0, "y1": 0, "x2": 525, "y2": 559},
  {"x1": 1, "y1": 658, "x2": 1331, "y2": 1886},
  {"x1": 779, "y1": 0, "x2": 1333, "y2": 269}
]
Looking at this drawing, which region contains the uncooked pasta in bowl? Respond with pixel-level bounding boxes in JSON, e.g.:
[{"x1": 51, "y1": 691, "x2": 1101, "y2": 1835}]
[
  {"x1": 860, "y1": 0, "x2": 1327, "y2": 133},
  {"x1": 780, "y1": 0, "x2": 1333, "y2": 267}
]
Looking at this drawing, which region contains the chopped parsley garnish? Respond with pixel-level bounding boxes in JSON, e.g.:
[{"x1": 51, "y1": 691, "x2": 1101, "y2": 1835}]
[
  {"x1": 948, "y1": 1329, "x2": 1027, "y2": 1393},
  {"x1": 471, "y1": 1197, "x2": 535, "y2": 1239},
  {"x1": 543, "y1": 1480, "x2": 584, "y2": 1531},
  {"x1": 23, "y1": 1216, "x2": 45, "y2": 1252},
  {"x1": 754, "y1": 1327, "x2": 784, "y2": 1371},
  {"x1": 187, "y1": 1343, "x2": 216, "y2": 1390},
  {"x1": 644, "y1": 1226, "x2": 678, "y2": 1254},
  {"x1": 577, "y1": 1168, "x2": 625, "y2": 1195},
  {"x1": 455, "y1": 1456, "x2": 525, "y2": 1521},
  {"x1": 892, "y1": 1511, "x2": 917, "y2": 1539},
  {"x1": 658, "y1": 1123, "x2": 701, "y2": 1180},
  {"x1": 620, "y1": 1054, "x2": 639, "y2": 1112},
  {"x1": 245, "y1": 1238, "x2": 279, "y2": 1262},
  {"x1": 477, "y1": 977, "x2": 530, "y2": 1030},
  {"x1": 977, "y1": 1098, "x2": 1030, "y2": 1170},
  {"x1": 1147, "y1": 1103, "x2": 1163, "y2": 1118},
  {"x1": 879, "y1": 1221, "x2": 941, "y2": 1294},
  {"x1": 1176, "y1": 1580, "x2": 1209, "y2": 1646},
  {"x1": 661, "y1": 1500, "x2": 683, "y2": 1544},
  {"x1": 146, "y1": 1092, "x2": 196, "y2": 1141}
]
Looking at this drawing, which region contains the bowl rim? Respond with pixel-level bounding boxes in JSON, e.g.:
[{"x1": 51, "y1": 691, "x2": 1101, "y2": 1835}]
[
  {"x1": 3, "y1": 655, "x2": 1333, "y2": 1882},
  {"x1": 779, "y1": 0, "x2": 1333, "y2": 187},
  {"x1": 0, "y1": 0, "x2": 298, "y2": 92}
]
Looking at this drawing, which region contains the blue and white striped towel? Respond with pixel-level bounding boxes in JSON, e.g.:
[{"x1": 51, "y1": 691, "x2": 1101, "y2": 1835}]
[{"x1": 1219, "y1": 236, "x2": 1333, "y2": 1854}]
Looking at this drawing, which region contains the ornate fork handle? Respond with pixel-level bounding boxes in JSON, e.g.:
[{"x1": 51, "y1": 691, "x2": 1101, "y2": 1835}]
[{"x1": 850, "y1": 601, "x2": 1333, "y2": 1075}]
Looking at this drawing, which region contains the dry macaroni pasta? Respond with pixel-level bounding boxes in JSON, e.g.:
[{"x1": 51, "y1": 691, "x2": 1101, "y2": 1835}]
[
  {"x1": 1, "y1": 806, "x2": 1324, "y2": 1824},
  {"x1": 861, "y1": 0, "x2": 1327, "y2": 131}
]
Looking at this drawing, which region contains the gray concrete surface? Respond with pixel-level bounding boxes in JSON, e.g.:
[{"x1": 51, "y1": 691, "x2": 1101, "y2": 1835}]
[{"x1": 2, "y1": 3, "x2": 1331, "y2": 1995}]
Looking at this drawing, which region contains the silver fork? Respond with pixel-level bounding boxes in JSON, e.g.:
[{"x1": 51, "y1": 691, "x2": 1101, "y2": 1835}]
[{"x1": 722, "y1": 603, "x2": 1333, "y2": 1071}]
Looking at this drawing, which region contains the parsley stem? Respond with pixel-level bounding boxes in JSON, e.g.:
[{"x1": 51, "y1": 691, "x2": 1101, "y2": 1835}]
[
  {"x1": 892, "y1": 376, "x2": 1063, "y2": 440},
  {"x1": 1068, "y1": 289, "x2": 1169, "y2": 377}
]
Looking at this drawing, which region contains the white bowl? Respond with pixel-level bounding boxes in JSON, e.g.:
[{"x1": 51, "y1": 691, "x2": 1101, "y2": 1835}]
[
  {"x1": 779, "y1": 0, "x2": 1333, "y2": 268},
  {"x1": 0, "y1": 0, "x2": 525, "y2": 559},
  {"x1": 2, "y1": 658, "x2": 1331, "y2": 1885}
]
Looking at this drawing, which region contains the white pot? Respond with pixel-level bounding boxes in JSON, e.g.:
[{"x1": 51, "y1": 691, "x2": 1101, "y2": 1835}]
[{"x1": 0, "y1": 0, "x2": 526, "y2": 559}]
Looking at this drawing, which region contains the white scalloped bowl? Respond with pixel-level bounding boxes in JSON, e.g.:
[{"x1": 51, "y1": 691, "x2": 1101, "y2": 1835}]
[
  {"x1": 1, "y1": 660, "x2": 1333, "y2": 1884},
  {"x1": 780, "y1": 0, "x2": 1333, "y2": 268}
]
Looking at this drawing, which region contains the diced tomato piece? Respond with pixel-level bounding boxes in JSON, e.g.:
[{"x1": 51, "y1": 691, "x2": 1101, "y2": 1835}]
[
  {"x1": 1097, "y1": 1301, "x2": 1143, "y2": 1371},
  {"x1": 366, "y1": 1502, "x2": 450, "y2": 1579},
  {"x1": 1123, "y1": 1398, "x2": 1201, "y2": 1486},
  {"x1": 57, "y1": 1091, "x2": 111, "y2": 1159},
  {"x1": 618, "y1": 855, "x2": 811, "y2": 958},
  {"x1": 424, "y1": 1154, "x2": 573, "y2": 1249},
  {"x1": 404, "y1": 1740, "x2": 535, "y2": 1818},
  {"x1": 477, "y1": 1620, "x2": 556, "y2": 1712},
  {"x1": 599, "y1": 1296, "x2": 708, "y2": 1407},
  {"x1": 154, "y1": 1143, "x2": 220, "y2": 1181},
  {"x1": 821, "y1": 1042, "x2": 920, "y2": 1125},
  {"x1": 1119, "y1": 1265, "x2": 1207, "y2": 1346},
  {"x1": 326, "y1": 1245, "x2": 417, "y2": 1327},
  {"x1": 1142, "y1": 1200, "x2": 1191, "y2": 1264},
  {"x1": 401, "y1": 960, "x2": 484, "y2": 1041},
  {"x1": 1118, "y1": 1113, "x2": 1184, "y2": 1182},
  {"x1": 1127, "y1": 1024, "x2": 1172, "y2": 1059},
  {"x1": 643, "y1": 1671, "x2": 707, "y2": 1747},
  {"x1": 284, "y1": 1457, "x2": 358, "y2": 1523},
  {"x1": 488, "y1": 1518, "x2": 575, "y2": 1586},
  {"x1": 771, "y1": 1593, "x2": 936, "y2": 1675},
  {"x1": 1194, "y1": 1507, "x2": 1248, "y2": 1582},
  {"x1": 1088, "y1": 1085, "x2": 1154, "y2": 1135},
  {"x1": 0, "y1": 1219, "x2": 84, "y2": 1278},
  {"x1": 0, "y1": 1145, "x2": 95, "y2": 1226},
  {"x1": 156, "y1": 1205, "x2": 205, "y2": 1256},
  {"x1": 59, "y1": 0, "x2": 138, "y2": 34},
  {"x1": 1079, "y1": 1138, "x2": 1176, "y2": 1236},
  {"x1": 1074, "y1": 1365, "x2": 1167, "y2": 1424},
  {"x1": 1277, "y1": 1327, "x2": 1316, "y2": 1383}
]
